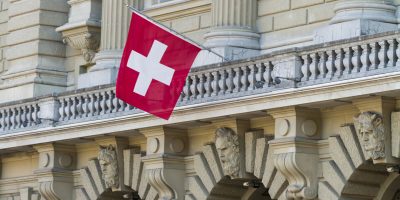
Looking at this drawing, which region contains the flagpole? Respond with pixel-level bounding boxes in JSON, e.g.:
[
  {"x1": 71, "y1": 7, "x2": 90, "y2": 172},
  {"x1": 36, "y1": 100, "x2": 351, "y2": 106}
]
[{"x1": 124, "y1": 3, "x2": 230, "y2": 63}]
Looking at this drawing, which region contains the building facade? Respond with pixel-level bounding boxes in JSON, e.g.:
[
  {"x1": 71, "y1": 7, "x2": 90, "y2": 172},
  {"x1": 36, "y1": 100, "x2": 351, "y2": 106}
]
[{"x1": 1, "y1": 0, "x2": 400, "y2": 199}]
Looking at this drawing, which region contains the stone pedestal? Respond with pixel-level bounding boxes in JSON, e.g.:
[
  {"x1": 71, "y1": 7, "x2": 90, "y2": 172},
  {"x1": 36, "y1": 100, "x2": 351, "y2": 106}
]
[
  {"x1": 200, "y1": 0, "x2": 260, "y2": 65},
  {"x1": 78, "y1": 0, "x2": 137, "y2": 88},
  {"x1": 314, "y1": 0, "x2": 397, "y2": 43},
  {"x1": 0, "y1": 0, "x2": 69, "y2": 103}
]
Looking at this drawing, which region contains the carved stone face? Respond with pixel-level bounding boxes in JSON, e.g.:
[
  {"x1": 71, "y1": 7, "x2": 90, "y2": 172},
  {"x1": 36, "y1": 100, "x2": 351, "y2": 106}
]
[
  {"x1": 215, "y1": 127, "x2": 240, "y2": 178},
  {"x1": 98, "y1": 145, "x2": 119, "y2": 189},
  {"x1": 354, "y1": 112, "x2": 385, "y2": 160}
]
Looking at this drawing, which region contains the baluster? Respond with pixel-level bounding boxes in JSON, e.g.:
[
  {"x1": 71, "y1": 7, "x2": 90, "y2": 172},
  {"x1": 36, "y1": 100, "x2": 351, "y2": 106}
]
[
  {"x1": 106, "y1": 91, "x2": 112, "y2": 114},
  {"x1": 226, "y1": 68, "x2": 234, "y2": 93},
  {"x1": 342, "y1": 47, "x2": 352, "y2": 75},
  {"x1": 325, "y1": 50, "x2": 335, "y2": 79},
  {"x1": 211, "y1": 71, "x2": 219, "y2": 96},
  {"x1": 75, "y1": 97, "x2": 82, "y2": 118},
  {"x1": 263, "y1": 62, "x2": 273, "y2": 86},
  {"x1": 301, "y1": 55, "x2": 310, "y2": 81},
  {"x1": 100, "y1": 91, "x2": 107, "y2": 115},
  {"x1": 197, "y1": 74, "x2": 205, "y2": 99},
  {"x1": 19, "y1": 106, "x2": 26, "y2": 127},
  {"x1": 205, "y1": 72, "x2": 212, "y2": 97},
  {"x1": 82, "y1": 95, "x2": 89, "y2": 117},
  {"x1": 377, "y1": 41, "x2": 387, "y2": 69},
  {"x1": 59, "y1": 99, "x2": 65, "y2": 121},
  {"x1": 318, "y1": 52, "x2": 327, "y2": 79},
  {"x1": 396, "y1": 38, "x2": 400, "y2": 67},
  {"x1": 387, "y1": 39, "x2": 396, "y2": 67},
  {"x1": 360, "y1": 44, "x2": 370, "y2": 72},
  {"x1": 351, "y1": 45, "x2": 361, "y2": 73},
  {"x1": 70, "y1": 97, "x2": 78, "y2": 119},
  {"x1": 14, "y1": 107, "x2": 21, "y2": 128},
  {"x1": 118, "y1": 99, "x2": 125, "y2": 111},
  {"x1": 334, "y1": 48, "x2": 343, "y2": 77},
  {"x1": 240, "y1": 66, "x2": 248, "y2": 91},
  {"x1": 5, "y1": 109, "x2": 11, "y2": 130},
  {"x1": 255, "y1": 63, "x2": 264, "y2": 88},
  {"x1": 233, "y1": 67, "x2": 241, "y2": 93},
  {"x1": 0, "y1": 109, "x2": 4, "y2": 130},
  {"x1": 248, "y1": 65, "x2": 256, "y2": 90},
  {"x1": 112, "y1": 93, "x2": 119, "y2": 112},
  {"x1": 369, "y1": 42, "x2": 379, "y2": 70},
  {"x1": 182, "y1": 77, "x2": 190, "y2": 101},
  {"x1": 4, "y1": 109, "x2": 10, "y2": 130},
  {"x1": 93, "y1": 93, "x2": 100, "y2": 115},
  {"x1": 190, "y1": 75, "x2": 197, "y2": 99},
  {"x1": 32, "y1": 105, "x2": 38, "y2": 125},
  {"x1": 88, "y1": 94, "x2": 95, "y2": 116},
  {"x1": 10, "y1": 108, "x2": 16, "y2": 129},
  {"x1": 64, "y1": 98, "x2": 71, "y2": 120},
  {"x1": 309, "y1": 53, "x2": 319, "y2": 80},
  {"x1": 26, "y1": 106, "x2": 32, "y2": 126},
  {"x1": 218, "y1": 69, "x2": 227, "y2": 95}
]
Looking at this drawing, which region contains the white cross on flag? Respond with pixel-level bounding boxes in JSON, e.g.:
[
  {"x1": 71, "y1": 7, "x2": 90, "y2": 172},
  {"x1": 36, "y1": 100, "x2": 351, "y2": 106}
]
[{"x1": 116, "y1": 12, "x2": 201, "y2": 120}]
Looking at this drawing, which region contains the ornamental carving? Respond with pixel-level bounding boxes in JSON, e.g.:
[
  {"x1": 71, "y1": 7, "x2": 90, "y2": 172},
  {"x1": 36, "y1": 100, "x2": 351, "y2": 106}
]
[
  {"x1": 354, "y1": 111, "x2": 385, "y2": 160},
  {"x1": 215, "y1": 127, "x2": 240, "y2": 178},
  {"x1": 98, "y1": 145, "x2": 119, "y2": 190}
]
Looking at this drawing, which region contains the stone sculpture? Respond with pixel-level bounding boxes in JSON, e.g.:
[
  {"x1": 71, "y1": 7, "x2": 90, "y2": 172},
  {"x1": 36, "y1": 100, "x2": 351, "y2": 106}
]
[
  {"x1": 98, "y1": 145, "x2": 119, "y2": 190},
  {"x1": 215, "y1": 127, "x2": 240, "y2": 178},
  {"x1": 354, "y1": 111, "x2": 385, "y2": 160}
]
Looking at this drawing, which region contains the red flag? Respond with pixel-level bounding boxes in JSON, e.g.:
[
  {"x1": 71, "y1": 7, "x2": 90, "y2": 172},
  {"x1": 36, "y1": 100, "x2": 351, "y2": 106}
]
[{"x1": 116, "y1": 12, "x2": 201, "y2": 120}]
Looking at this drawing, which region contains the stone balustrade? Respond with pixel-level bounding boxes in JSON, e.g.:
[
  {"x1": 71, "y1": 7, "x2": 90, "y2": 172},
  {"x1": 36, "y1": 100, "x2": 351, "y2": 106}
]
[{"x1": 1, "y1": 31, "x2": 400, "y2": 134}]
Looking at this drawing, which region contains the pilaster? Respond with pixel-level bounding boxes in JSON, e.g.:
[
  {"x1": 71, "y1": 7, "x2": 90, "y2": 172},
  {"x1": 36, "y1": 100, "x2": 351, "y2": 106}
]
[
  {"x1": 202, "y1": 0, "x2": 260, "y2": 62},
  {"x1": 314, "y1": 0, "x2": 398, "y2": 43},
  {"x1": 0, "y1": 0, "x2": 69, "y2": 103},
  {"x1": 141, "y1": 126, "x2": 187, "y2": 200},
  {"x1": 268, "y1": 106, "x2": 321, "y2": 200},
  {"x1": 33, "y1": 143, "x2": 76, "y2": 200}
]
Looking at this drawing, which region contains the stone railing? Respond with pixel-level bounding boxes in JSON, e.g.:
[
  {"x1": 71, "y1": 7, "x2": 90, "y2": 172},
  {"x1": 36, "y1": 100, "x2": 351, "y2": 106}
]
[{"x1": 1, "y1": 31, "x2": 400, "y2": 133}]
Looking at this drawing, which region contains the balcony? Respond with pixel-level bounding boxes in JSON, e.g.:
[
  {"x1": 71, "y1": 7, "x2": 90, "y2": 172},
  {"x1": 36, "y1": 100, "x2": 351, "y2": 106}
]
[{"x1": 1, "y1": 31, "x2": 400, "y2": 136}]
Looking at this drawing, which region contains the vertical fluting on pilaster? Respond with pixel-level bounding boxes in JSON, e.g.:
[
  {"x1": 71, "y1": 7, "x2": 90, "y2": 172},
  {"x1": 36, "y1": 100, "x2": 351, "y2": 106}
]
[
  {"x1": 211, "y1": 0, "x2": 256, "y2": 29},
  {"x1": 100, "y1": 0, "x2": 134, "y2": 51}
]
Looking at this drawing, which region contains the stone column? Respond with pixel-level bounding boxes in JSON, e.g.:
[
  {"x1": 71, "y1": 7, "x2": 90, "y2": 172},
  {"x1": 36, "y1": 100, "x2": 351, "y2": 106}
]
[
  {"x1": 79, "y1": 0, "x2": 139, "y2": 88},
  {"x1": 315, "y1": 0, "x2": 397, "y2": 43},
  {"x1": 202, "y1": 0, "x2": 260, "y2": 63}
]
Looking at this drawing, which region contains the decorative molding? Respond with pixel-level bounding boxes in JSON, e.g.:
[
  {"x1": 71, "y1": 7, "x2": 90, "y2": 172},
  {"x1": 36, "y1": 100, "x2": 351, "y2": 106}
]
[{"x1": 63, "y1": 30, "x2": 100, "y2": 63}]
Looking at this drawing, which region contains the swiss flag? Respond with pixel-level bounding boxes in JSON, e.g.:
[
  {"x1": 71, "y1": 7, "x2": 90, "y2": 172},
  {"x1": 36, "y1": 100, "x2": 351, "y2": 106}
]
[{"x1": 116, "y1": 12, "x2": 201, "y2": 120}]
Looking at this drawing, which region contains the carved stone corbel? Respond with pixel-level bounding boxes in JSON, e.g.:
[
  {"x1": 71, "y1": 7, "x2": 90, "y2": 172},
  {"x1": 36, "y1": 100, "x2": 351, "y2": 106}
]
[
  {"x1": 33, "y1": 143, "x2": 76, "y2": 200},
  {"x1": 272, "y1": 147, "x2": 318, "y2": 200},
  {"x1": 269, "y1": 107, "x2": 320, "y2": 200},
  {"x1": 141, "y1": 127, "x2": 188, "y2": 200},
  {"x1": 147, "y1": 168, "x2": 175, "y2": 199},
  {"x1": 56, "y1": 0, "x2": 101, "y2": 64}
]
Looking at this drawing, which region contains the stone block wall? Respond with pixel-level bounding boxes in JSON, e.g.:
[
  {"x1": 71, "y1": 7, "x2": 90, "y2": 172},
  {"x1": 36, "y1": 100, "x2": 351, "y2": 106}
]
[
  {"x1": 0, "y1": 0, "x2": 8, "y2": 75},
  {"x1": 257, "y1": 0, "x2": 338, "y2": 52}
]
